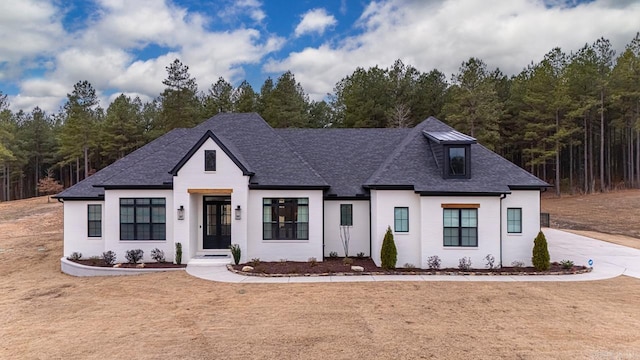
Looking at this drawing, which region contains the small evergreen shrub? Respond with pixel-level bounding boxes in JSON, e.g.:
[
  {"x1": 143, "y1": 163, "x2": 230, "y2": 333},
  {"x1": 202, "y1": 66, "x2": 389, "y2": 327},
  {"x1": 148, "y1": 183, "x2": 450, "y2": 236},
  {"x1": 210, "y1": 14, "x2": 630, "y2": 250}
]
[
  {"x1": 426, "y1": 255, "x2": 441, "y2": 270},
  {"x1": 125, "y1": 249, "x2": 144, "y2": 264},
  {"x1": 458, "y1": 257, "x2": 472, "y2": 270},
  {"x1": 151, "y1": 248, "x2": 165, "y2": 263},
  {"x1": 511, "y1": 260, "x2": 525, "y2": 268},
  {"x1": 102, "y1": 250, "x2": 116, "y2": 265},
  {"x1": 484, "y1": 254, "x2": 496, "y2": 270},
  {"x1": 229, "y1": 244, "x2": 241, "y2": 265},
  {"x1": 380, "y1": 226, "x2": 397, "y2": 270},
  {"x1": 68, "y1": 252, "x2": 82, "y2": 261},
  {"x1": 175, "y1": 242, "x2": 182, "y2": 265},
  {"x1": 532, "y1": 231, "x2": 551, "y2": 271},
  {"x1": 329, "y1": 251, "x2": 338, "y2": 258},
  {"x1": 560, "y1": 259, "x2": 574, "y2": 269},
  {"x1": 356, "y1": 252, "x2": 365, "y2": 259}
]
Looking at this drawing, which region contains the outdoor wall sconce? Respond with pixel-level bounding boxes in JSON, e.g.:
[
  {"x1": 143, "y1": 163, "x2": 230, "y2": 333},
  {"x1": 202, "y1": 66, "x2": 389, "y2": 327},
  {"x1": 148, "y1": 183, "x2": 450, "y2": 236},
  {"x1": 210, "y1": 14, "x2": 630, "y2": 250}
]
[
  {"x1": 235, "y1": 205, "x2": 241, "y2": 220},
  {"x1": 177, "y1": 205, "x2": 185, "y2": 220}
]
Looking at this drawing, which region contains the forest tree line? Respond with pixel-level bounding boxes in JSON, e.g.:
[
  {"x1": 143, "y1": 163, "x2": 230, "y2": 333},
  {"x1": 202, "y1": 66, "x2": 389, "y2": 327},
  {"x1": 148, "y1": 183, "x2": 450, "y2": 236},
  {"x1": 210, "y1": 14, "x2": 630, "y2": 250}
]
[{"x1": 1, "y1": 33, "x2": 639, "y2": 201}]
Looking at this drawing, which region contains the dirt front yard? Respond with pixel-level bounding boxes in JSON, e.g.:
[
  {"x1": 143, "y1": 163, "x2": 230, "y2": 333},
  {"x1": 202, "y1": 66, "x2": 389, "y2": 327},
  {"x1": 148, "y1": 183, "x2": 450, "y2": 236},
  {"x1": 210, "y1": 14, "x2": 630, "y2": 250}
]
[{"x1": 1, "y1": 197, "x2": 640, "y2": 359}]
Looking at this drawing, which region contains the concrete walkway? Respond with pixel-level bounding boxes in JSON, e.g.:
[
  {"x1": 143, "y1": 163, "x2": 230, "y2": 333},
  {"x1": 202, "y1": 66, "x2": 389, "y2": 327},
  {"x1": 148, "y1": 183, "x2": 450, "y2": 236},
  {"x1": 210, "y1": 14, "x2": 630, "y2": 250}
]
[{"x1": 186, "y1": 229, "x2": 640, "y2": 283}]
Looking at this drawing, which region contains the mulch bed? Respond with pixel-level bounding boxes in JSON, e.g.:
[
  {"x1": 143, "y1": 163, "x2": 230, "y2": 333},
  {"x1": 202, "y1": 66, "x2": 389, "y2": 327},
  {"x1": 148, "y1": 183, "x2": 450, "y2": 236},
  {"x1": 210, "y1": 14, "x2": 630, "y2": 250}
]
[
  {"x1": 69, "y1": 259, "x2": 186, "y2": 268},
  {"x1": 230, "y1": 257, "x2": 591, "y2": 277}
]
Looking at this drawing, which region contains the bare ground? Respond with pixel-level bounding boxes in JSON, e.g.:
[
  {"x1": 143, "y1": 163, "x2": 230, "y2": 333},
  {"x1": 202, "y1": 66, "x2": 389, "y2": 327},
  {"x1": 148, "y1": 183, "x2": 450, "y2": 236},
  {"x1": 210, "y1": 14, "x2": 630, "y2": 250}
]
[{"x1": 1, "y1": 196, "x2": 640, "y2": 359}]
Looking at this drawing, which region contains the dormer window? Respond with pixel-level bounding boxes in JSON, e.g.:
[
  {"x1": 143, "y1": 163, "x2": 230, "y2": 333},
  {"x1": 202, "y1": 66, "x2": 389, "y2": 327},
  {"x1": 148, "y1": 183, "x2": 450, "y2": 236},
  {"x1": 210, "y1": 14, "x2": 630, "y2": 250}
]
[
  {"x1": 423, "y1": 130, "x2": 476, "y2": 180},
  {"x1": 205, "y1": 150, "x2": 216, "y2": 171},
  {"x1": 446, "y1": 146, "x2": 470, "y2": 178}
]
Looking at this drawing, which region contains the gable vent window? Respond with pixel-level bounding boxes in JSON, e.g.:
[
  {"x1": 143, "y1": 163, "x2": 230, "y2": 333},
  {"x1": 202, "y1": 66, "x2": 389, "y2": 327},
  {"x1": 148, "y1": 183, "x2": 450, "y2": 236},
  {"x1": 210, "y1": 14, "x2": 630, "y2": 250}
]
[{"x1": 205, "y1": 150, "x2": 216, "y2": 171}]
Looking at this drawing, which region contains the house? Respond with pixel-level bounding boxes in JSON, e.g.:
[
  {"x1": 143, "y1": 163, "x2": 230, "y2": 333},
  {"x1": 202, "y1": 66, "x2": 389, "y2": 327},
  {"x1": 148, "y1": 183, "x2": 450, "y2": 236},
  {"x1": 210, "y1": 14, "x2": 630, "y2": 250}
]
[{"x1": 55, "y1": 113, "x2": 549, "y2": 269}]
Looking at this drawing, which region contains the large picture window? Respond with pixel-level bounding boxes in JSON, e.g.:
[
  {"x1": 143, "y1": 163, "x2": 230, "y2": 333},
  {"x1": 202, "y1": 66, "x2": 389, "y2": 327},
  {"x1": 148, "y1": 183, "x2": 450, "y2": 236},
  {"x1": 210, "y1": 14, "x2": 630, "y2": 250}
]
[
  {"x1": 443, "y1": 208, "x2": 477, "y2": 246},
  {"x1": 87, "y1": 204, "x2": 102, "y2": 237},
  {"x1": 340, "y1": 204, "x2": 353, "y2": 226},
  {"x1": 120, "y1": 198, "x2": 166, "y2": 240},
  {"x1": 507, "y1": 208, "x2": 522, "y2": 233},
  {"x1": 394, "y1": 207, "x2": 409, "y2": 232},
  {"x1": 263, "y1": 198, "x2": 309, "y2": 240}
]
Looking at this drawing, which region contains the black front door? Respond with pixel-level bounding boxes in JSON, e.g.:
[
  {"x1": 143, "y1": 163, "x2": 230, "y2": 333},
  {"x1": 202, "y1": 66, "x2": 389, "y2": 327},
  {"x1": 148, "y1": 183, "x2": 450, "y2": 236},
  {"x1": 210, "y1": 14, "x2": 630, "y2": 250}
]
[{"x1": 203, "y1": 197, "x2": 231, "y2": 249}]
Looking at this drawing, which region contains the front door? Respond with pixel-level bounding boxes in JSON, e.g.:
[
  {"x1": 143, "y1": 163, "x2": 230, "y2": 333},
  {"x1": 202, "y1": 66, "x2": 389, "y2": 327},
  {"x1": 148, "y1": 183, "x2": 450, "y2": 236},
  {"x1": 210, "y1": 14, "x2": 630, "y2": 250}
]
[{"x1": 203, "y1": 197, "x2": 231, "y2": 249}]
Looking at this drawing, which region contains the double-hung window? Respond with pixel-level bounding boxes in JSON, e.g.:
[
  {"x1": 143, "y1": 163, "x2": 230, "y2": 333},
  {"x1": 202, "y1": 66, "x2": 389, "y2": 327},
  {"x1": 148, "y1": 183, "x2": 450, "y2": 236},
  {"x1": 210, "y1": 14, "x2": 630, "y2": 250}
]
[
  {"x1": 120, "y1": 198, "x2": 166, "y2": 240},
  {"x1": 507, "y1": 208, "x2": 522, "y2": 233},
  {"x1": 87, "y1": 204, "x2": 102, "y2": 237},
  {"x1": 394, "y1": 207, "x2": 409, "y2": 232},
  {"x1": 443, "y1": 208, "x2": 477, "y2": 246},
  {"x1": 263, "y1": 198, "x2": 309, "y2": 240},
  {"x1": 340, "y1": 204, "x2": 353, "y2": 226}
]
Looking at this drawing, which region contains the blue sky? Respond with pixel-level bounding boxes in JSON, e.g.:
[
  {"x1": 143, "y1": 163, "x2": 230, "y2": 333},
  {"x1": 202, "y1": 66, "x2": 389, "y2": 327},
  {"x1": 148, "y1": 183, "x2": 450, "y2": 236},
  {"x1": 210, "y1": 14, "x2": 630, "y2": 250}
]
[{"x1": 0, "y1": 0, "x2": 639, "y2": 113}]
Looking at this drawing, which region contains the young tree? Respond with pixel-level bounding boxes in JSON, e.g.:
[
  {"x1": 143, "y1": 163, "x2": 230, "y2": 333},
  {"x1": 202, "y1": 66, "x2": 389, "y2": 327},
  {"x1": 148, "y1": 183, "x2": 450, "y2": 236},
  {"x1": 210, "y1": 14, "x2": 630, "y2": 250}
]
[
  {"x1": 38, "y1": 170, "x2": 63, "y2": 202},
  {"x1": 380, "y1": 226, "x2": 397, "y2": 270}
]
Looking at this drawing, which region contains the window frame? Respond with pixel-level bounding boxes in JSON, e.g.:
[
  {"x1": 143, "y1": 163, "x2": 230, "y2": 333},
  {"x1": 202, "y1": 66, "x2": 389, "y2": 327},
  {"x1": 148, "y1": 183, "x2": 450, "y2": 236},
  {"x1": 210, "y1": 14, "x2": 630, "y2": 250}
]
[
  {"x1": 444, "y1": 145, "x2": 471, "y2": 179},
  {"x1": 394, "y1": 207, "x2": 409, "y2": 233},
  {"x1": 119, "y1": 198, "x2": 166, "y2": 241},
  {"x1": 204, "y1": 150, "x2": 216, "y2": 171},
  {"x1": 443, "y1": 208, "x2": 478, "y2": 247},
  {"x1": 87, "y1": 204, "x2": 102, "y2": 238},
  {"x1": 507, "y1": 207, "x2": 522, "y2": 234},
  {"x1": 262, "y1": 198, "x2": 309, "y2": 240},
  {"x1": 340, "y1": 204, "x2": 353, "y2": 226}
]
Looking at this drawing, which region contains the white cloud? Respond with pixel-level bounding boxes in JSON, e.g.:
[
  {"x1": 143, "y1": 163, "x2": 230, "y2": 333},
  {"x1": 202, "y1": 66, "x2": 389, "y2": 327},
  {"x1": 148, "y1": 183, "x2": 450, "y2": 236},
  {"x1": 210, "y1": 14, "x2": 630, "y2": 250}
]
[
  {"x1": 295, "y1": 8, "x2": 337, "y2": 37},
  {"x1": 5, "y1": 0, "x2": 282, "y2": 113},
  {"x1": 0, "y1": 0, "x2": 65, "y2": 80},
  {"x1": 267, "y1": 0, "x2": 640, "y2": 101}
]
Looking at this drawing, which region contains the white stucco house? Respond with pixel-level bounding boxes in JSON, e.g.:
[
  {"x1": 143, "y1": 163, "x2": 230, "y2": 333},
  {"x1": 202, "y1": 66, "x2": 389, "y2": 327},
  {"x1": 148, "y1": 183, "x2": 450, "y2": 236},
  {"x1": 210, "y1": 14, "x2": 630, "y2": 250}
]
[{"x1": 55, "y1": 113, "x2": 549, "y2": 269}]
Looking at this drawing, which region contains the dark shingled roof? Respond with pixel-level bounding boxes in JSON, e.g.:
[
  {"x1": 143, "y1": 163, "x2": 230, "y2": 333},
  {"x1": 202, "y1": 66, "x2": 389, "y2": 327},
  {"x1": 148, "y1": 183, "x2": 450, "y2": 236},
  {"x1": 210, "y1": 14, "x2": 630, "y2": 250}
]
[{"x1": 55, "y1": 113, "x2": 548, "y2": 200}]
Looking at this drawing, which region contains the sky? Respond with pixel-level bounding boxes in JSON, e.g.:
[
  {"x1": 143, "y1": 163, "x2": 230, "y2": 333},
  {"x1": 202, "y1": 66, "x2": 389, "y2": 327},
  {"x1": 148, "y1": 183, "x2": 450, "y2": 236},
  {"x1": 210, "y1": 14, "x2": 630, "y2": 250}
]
[{"x1": 0, "y1": 0, "x2": 639, "y2": 114}]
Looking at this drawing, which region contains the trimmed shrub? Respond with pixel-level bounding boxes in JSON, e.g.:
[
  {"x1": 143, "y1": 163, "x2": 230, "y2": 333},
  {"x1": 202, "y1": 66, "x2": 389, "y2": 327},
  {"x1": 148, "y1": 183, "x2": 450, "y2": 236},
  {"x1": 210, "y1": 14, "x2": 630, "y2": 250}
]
[
  {"x1": 356, "y1": 252, "x2": 366, "y2": 259},
  {"x1": 511, "y1": 260, "x2": 525, "y2": 268},
  {"x1": 329, "y1": 251, "x2": 338, "y2": 258},
  {"x1": 380, "y1": 226, "x2": 397, "y2": 270},
  {"x1": 175, "y1": 242, "x2": 182, "y2": 265},
  {"x1": 151, "y1": 248, "x2": 166, "y2": 263},
  {"x1": 484, "y1": 254, "x2": 496, "y2": 270},
  {"x1": 68, "y1": 252, "x2": 82, "y2": 261},
  {"x1": 102, "y1": 250, "x2": 116, "y2": 265},
  {"x1": 125, "y1": 249, "x2": 144, "y2": 264},
  {"x1": 532, "y1": 231, "x2": 551, "y2": 271},
  {"x1": 426, "y1": 255, "x2": 441, "y2": 270},
  {"x1": 229, "y1": 244, "x2": 241, "y2": 265}
]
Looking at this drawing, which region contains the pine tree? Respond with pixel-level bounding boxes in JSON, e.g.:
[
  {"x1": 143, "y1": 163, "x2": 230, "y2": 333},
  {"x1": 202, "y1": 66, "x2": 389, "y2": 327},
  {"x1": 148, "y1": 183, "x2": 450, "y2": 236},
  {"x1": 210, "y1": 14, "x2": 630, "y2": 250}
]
[{"x1": 158, "y1": 59, "x2": 202, "y2": 131}]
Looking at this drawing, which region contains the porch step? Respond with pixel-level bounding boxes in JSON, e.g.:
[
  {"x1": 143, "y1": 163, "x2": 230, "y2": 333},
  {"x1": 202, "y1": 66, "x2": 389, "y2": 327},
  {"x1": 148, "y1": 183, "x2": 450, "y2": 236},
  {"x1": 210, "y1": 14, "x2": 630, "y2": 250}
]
[{"x1": 188, "y1": 256, "x2": 232, "y2": 266}]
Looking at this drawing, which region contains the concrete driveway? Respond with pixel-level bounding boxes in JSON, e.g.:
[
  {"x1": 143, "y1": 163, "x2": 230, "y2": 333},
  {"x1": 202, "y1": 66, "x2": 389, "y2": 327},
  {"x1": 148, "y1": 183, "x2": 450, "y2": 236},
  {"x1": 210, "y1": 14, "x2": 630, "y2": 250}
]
[{"x1": 545, "y1": 228, "x2": 640, "y2": 280}]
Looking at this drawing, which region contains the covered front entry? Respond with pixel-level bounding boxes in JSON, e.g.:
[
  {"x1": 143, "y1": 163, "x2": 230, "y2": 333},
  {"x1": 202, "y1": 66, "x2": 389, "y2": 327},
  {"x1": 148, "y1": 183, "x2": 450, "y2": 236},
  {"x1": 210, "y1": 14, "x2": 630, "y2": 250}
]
[{"x1": 203, "y1": 196, "x2": 231, "y2": 249}]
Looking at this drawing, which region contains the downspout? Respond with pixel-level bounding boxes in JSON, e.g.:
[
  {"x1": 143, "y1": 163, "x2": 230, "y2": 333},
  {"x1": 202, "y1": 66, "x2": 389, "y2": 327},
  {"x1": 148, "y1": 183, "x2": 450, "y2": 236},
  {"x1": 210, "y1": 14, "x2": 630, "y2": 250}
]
[{"x1": 499, "y1": 193, "x2": 506, "y2": 268}]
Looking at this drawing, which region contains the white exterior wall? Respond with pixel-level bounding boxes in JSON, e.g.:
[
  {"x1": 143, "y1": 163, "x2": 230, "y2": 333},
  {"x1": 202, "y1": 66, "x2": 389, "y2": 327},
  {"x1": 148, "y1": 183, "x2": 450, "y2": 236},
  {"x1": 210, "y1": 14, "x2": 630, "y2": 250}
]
[
  {"x1": 370, "y1": 190, "x2": 422, "y2": 267},
  {"x1": 420, "y1": 196, "x2": 501, "y2": 269},
  {"x1": 172, "y1": 138, "x2": 250, "y2": 262},
  {"x1": 323, "y1": 200, "x2": 370, "y2": 257},
  {"x1": 502, "y1": 190, "x2": 541, "y2": 267},
  {"x1": 247, "y1": 189, "x2": 324, "y2": 262},
  {"x1": 103, "y1": 189, "x2": 174, "y2": 263},
  {"x1": 62, "y1": 201, "x2": 105, "y2": 258}
]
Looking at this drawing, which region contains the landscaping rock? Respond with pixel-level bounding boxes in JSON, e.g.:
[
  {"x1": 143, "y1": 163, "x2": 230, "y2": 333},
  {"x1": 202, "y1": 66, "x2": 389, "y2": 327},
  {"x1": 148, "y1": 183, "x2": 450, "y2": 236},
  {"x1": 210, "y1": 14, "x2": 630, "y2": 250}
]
[
  {"x1": 242, "y1": 265, "x2": 254, "y2": 272},
  {"x1": 351, "y1": 265, "x2": 364, "y2": 272},
  {"x1": 136, "y1": 263, "x2": 145, "y2": 268},
  {"x1": 113, "y1": 263, "x2": 121, "y2": 268}
]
